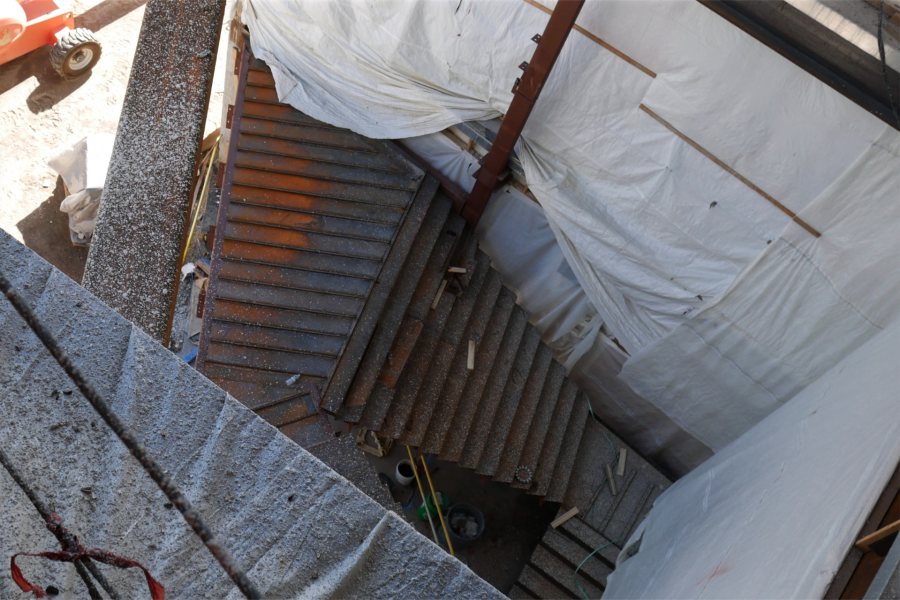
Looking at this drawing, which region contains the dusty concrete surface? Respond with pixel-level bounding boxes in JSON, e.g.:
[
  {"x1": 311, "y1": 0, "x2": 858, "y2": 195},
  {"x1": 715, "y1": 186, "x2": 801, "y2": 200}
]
[
  {"x1": 0, "y1": 0, "x2": 225, "y2": 282},
  {"x1": 0, "y1": 229, "x2": 504, "y2": 599}
]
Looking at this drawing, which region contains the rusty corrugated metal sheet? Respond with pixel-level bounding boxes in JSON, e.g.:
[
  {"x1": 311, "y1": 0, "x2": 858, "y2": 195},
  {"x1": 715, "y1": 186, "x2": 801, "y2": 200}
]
[{"x1": 197, "y1": 50, "x2": 425, "y2": 447}]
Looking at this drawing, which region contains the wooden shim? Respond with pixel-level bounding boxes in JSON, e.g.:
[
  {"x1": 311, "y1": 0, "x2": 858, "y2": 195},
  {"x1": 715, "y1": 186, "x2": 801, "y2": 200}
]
[
  {"x1": 605, "y1": 463, "x2": 617, "y2": 496},
  {"x1": 551, "y1": 506, "x2": 579, "y2": 529},
  {"x1": 467, "y1": 339, "x2": 476, "y2": 371},
  {"x1": 522, "y1": 0, "x2": 657, "y2": 78},
  {"x1": 638, "y1": 103, "x2": 821, "y2": 238},
  {"x1": 856, "y1": 518, "x2": 900, "y2": 551},
  {"x1": 448, "y1": 266, "x2": 467, "y2": 274},
  {"x1": 616, "y1": 448, "x2": 627, "y2": 477},
  {"x1": 431, "y1": 279, "x2": 447, "y2": 310}
]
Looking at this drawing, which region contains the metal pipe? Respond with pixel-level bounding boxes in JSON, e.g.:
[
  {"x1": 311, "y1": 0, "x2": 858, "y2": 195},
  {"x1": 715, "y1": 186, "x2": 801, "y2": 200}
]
[
  {"x1": 420, "y1": 455, "x2": 455, "y2": 556},
  {"x1": 406, "y1": 446, "x2": 439, "y2": 545}
]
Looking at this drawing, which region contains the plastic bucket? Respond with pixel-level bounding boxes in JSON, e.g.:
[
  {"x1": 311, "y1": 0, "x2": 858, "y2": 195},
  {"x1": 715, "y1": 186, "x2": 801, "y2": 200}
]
[
  {"x1": 446, "y1": 503, "x2": 485, "y2": 548},
  {"x1": 395, "y1": 459, "x2": 415, "y2": 486}
]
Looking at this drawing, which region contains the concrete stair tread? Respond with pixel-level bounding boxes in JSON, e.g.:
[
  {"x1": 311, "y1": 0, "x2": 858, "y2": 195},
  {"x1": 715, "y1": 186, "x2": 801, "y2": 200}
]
[
  {"x1": 506, "y1": 584, "x2": 534, "y2": 599},
  {"x1": 515, "y1": 380, "x2": 580, "y2": 492},
  {"x1": 397, "y1": 253, "x2": 498, "y2": 446},
  {"x1": 387, "y1": 247, "x2": 488, "y2": 440},
  {"x1": 530, "y1": 544, "x2": 604, "y2": 599},
  {"x1": 376, "y1": 280, "x2": 457, "y2": 436},
  {"x1": 517, "y1": 565, "x2": 572, "y2": 600},
  {"x1": 320, "y1": 175, "x2": 439, "y2": 414},
  {"x1": 558, "y1": 517, "x2": 621, "y2": 565},
  {"x1": 429, "y1": 285, "x2": 517, "y2": 458},
  {"x1": 541, "y1": 527, "x2": 614, "y2": 587},
  {"x1": 357, "y1": 381, "x2": 394, "y2": 432},
  {"x1": 474, "y1": 326, "x2": 544, "y2": 477},
  {"x1": 532, "y1": 391, "x2": 587, "y2": 498},
  {"x1": 493, "y1": 355, "x2": 564, "y2": 484},
  {"x1": 544, "y1": 398, "x2": 589, "y2": 503},
  {"x1": 335, "y1": 195, "x2": 455, "y2": 422}
]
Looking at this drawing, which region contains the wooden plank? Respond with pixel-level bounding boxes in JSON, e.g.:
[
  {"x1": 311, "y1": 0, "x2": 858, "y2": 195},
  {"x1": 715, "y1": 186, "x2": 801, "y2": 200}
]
[
  {"x1": 552, "y1": 506, "x2": 580, "y2": 529},
  {"x1": 857, "y1": 519, "x2": 900, "y2": 552}
]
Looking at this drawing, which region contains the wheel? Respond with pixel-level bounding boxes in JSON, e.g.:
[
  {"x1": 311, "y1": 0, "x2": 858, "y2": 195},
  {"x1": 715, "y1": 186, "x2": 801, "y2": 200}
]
[{"x1": 50, "y1": 28, "x2": 101, "y2": 78}]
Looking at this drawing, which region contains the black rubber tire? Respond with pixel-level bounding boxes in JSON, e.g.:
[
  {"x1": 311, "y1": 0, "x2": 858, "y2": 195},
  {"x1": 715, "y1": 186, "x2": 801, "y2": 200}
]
[{"x1": 50, "y1": 28, "x2": 101, "y2": 79}]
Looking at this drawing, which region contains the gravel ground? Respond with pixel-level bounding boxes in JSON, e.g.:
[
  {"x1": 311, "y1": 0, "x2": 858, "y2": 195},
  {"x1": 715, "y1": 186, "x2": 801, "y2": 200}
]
[{"x1": 0, "y1": 0, "x2": 225, "y2": 282}]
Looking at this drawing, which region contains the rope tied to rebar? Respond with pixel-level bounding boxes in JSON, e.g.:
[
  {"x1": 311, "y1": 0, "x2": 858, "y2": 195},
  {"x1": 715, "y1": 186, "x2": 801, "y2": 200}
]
[
  {"x1": 11, "y1": 513, "x2": 164, "y2": 600},
  {"x1": 0, "y1": 270, "x2": 261, "y2": 599}
]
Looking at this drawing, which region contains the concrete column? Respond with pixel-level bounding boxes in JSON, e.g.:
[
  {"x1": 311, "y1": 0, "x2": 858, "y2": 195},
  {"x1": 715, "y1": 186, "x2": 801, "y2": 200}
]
[{"x1": 83, "y1": 0, "x2": 225, "y2": 343}]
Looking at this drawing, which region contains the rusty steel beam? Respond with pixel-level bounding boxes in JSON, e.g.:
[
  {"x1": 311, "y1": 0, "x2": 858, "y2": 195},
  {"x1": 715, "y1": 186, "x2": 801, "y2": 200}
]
[{"x1": 462, "y1": 0, "x2": 585, "y2": 225}]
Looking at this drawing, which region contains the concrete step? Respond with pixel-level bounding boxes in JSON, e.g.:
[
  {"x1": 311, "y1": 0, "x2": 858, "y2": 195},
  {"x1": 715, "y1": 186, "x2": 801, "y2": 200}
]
[
  {"x1": 541, "y1": 526, "x2": 614, "y2": 588},
  {"x1": 514, "y1": 379, "x2": 579, "y2": 492},
  {"x1": 427, "y1": 285, "x2": 516, "y2": 458},
  {"x1": 559, "y1": 420, "x2": 670, "y2": 545},
  {"x1": 388, "y1": 248, "x2": 489, "y2": 440},
  {"x1": 318, "y1": 174, "x2": 437, "y2": 414},
  {"x1": 476, "y1": 337, "x2": 550, "y2": 477},
  {"x1": 530, "y1": 544, "x2": 604, "y2": 599},
  {"x1": 398, "y1": 253, "x2": 498, "y2": 446},
  {"x1": 357, "y1": 382, "x2": 394, "y2": 432},
  {"x1": 532, "y1": 391, "x2": 586, "y2": 498},
  {"x1": 506, "y1": 584, "x2": 534, "y2": 599},
  {"x1": 335, "y1": 195, "x2": 455, "y2": 422},
  {"x1": 517, "y1": 565, "x2": 573, "y2": 600},
  {"x1": 558, "y1": 517, "x2": 621, "y2": 565},
  {"x1": 494, "y1": 357, "x2": 565, "y2": 484},
  {"x1": 369, "y1": 274, "x2": 458, "y2": 435},
  {"x1": 544, "y1": 398, "x2": 589, "y2": 503},
  {"x1": 513, "y1": 515, "x2": 620, "y2": 599}
]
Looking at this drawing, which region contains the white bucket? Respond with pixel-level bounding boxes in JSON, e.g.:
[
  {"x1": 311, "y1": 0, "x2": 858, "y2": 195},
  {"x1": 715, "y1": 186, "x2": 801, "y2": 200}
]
[{"x1": 395, "y1": 459, "x2": 415, "y2": 486}]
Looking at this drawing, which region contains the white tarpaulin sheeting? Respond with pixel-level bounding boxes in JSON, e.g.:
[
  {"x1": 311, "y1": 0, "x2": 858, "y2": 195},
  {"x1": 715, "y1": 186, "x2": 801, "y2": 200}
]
[
  {"x1": 243, "y1": 0, "x2": 900, "y2": 459},
  {"x1": 604, "y1": 315, "x2": 900, "y2": 599}
]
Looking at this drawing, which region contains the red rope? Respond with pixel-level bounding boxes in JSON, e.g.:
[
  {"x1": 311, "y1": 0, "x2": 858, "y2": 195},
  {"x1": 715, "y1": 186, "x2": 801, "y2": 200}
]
[{"x1": 10, "y1": 514, "x2": 164, "y2": 599}]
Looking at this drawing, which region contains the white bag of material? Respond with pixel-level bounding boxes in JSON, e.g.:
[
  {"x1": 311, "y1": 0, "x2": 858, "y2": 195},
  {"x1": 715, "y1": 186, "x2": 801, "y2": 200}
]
[
  {"x1": 58, "y1": 189, "x2": 101, "y2": 244},
  {"x1": 48, "y1": 134, "x2": 114, "y2": 245}
]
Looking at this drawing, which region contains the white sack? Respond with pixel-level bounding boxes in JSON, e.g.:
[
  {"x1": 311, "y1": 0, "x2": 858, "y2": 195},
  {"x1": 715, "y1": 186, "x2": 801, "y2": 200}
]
[
  {"x1": 58, "y1": 189, "x2": 101, "y2": 243},
  {"x1": 48, "y1": 134, "x2": 114, "y2": 243},
  {"x1": 604, "y1": 315, "x2": 900, "y2": 599}
]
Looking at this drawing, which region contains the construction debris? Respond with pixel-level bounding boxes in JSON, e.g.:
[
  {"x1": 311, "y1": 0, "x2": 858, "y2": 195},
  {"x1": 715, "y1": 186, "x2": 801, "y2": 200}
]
[{"x1": 551, "y1": 507, "x2": 579, "y2": 529}]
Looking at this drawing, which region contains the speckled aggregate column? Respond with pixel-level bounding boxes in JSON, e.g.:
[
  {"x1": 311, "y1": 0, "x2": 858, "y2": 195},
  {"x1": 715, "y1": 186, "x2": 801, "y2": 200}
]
[{"x1": 83, "y1": 0, "x2": 226, "y2": 342}]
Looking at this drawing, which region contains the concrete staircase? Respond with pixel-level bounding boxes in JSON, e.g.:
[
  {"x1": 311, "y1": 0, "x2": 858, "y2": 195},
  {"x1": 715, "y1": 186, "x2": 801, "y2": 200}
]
[
  {"x1": 199, "y1": 53, "x2": 666, "y2": 516},
  {"x1": 322, "y1": 190, "x2": 595, "y2": 503}
]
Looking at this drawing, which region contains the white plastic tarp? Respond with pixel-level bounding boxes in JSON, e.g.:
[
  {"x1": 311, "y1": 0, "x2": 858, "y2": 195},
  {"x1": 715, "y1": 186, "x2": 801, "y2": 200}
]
[
  {"x1": 243, "y1": 0, "x2": 900, "y2": 459},
  {"x1": 604, "y1": 315, "x2": 900, "y2": 599}
]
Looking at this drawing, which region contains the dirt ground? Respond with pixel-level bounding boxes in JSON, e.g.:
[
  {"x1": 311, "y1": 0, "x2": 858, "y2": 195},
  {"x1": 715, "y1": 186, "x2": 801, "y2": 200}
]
[{"x1": 0, "y1": 0, "x2": 224, "y2": 282}]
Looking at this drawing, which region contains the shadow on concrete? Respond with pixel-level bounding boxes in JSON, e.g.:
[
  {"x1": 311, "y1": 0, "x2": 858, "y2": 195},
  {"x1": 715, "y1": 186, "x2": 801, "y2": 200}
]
[
  {"x1": 17, "y1": 177, "x2": 89, "y2": 283},
  {"x1": 76, "y1": 0, "x2": 148, "y2": 32},
  {"x1": 25, "y1": 47, "x2": 93, "y2": 113}
]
